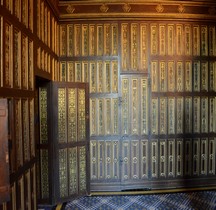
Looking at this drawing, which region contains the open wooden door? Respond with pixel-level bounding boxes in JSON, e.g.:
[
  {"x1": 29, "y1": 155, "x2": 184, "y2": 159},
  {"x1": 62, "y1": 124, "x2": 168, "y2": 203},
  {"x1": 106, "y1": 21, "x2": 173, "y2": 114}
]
[
  {"x1": 37, "y1": 81, "x2": 89, "y2": 205},
  {"x1": 0, "y1": 99, "x2": 10, "y2": 204}
]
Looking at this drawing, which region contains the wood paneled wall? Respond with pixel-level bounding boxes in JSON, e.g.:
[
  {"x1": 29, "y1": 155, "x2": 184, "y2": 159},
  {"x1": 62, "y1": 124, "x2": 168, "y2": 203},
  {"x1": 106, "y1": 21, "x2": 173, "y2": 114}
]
[
  {"x1": 58, "y1": 0, "x2": 216, "y2": 192},
  {"x1": 0, "y1": 0, "x2": 59, "y2": 209}
]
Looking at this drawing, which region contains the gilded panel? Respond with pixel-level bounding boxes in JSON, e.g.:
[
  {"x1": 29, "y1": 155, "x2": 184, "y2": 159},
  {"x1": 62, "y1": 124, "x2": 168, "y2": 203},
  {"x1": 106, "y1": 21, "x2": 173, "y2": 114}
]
[
  {"x1": 82, "y1": 62, "x2": 89, "y2": 83},
  {"x1": 78, "y1": 89, "x2": 86, "y2": 140},
  {"x1": 168, "y1": 97, "x2": 175, "y2": 134},
  {"x1": 29, "y1": 99, "x2": 35, "y2": 157},
  {"x1": 201, "y1": 25, "x2": 208, "y2": 56},
  {"x1": 151, "y1": 140, "x2": 158, "y2": 178},
  {"x1": 59, "y1": 149, "x2": 68, "y2": 197},
  {"x1": 58, "y1": 88, "x2": 67, "y2": 143},
  {"x1": 193, "y1": 97, "x2": 200, "y2": 133},
  {"x1": 201, "y1": 97, "x2": 208, "y2": 133},
  {"x1": 131, "y1": 79, "x2": 139, "y2": 135},
  {"x1": 185, "y1": 61, "x2": 192, "y2": 92},
  {"x1": 209, "y1": 62, "x2": 215, "y2": 92},
  {"x1": 159, "y1": 24, "x2": 165, "y2": 55},
  {"x1": 105, "y1": 141, "x2": 112, "y2": 179},
  {"x1": 18, "y1": 176, "x2": 24, "y2": 210},
  {"x1": 209, "y1": 97, "x2": 215, "y2": 133},
  {"x1": 14, "y1": 29, "x2": 21, "y2": 89},
  {"x1": 68, "y1": 88, "x2": 77, "y2": 142},
  {"x1": 167, "y1": 24, "x2": 174, "y2": 55},
  {"x1": 24, "y1": 171, "x2": 31, "y2": 209},
  {"x1": 185, "y1": 97, "x2": 192, "y2": 134},
  {"x1": 122, "y1": 78, "x2": 129, "y2": 135},
  {"x1": 82, "y1": 24, "x2": 88, "y2": 56},
  {"x1": 112, "y1": 99, "x2": 118, "y2": 135},
  {"x1": 75, "y1": 62, "x2": 82, "y2": 82},
  {"x1": 89, "y1": 24, "x2": 95, "y2": 56},
  {"x1": 193, "y1": 61, "x2": 200, "y2": 92},
  {"x1": 60, "y1": 25, "x2": 67, "y2": 56},
  {"x1": 168, "y1": 139, "x2": 175, "y2": 177},
  {"x1": 200, "y1": 138, "x2": 208, "y2": 175},
  {"x1": 98, "y1": 99, "x2": 104, "y2": 135},
  {"x1": 122, "y1": 140, "x2": 130, "y2": 180},
  {"x1": 39, "y1": 88, "x2": 48, "y2": 144},
  {"x1": 67, "y1": 24, "x2": 73, "y2": 56},
  {"x1": 111, "y1": 24, "x2": 118, "y2": 56},
  {"x1": 67, "y1": 62, "x2": 74, "y2": 82},
  {"x1": 41, "y1": 50, "x2": 44, "y2": 70},
  {"x1": 105, "y1": 61, "x2": 111, "y2": 93},
  {"x1": 159, "y1": 140, "x2": 167, "y2": 178},
  {"x1": 193, "y1": 139, "x2": 200, "y2": 176},
  {"x1": 90, "y1": 99, "x2": 97, "y2": 136},
  {"x1": 105, "y1": 99, "x2": 111, "y2": 135},
  {"x1": 121, "y1": 23, "x2": 129, "y2": 71},
  {"x1": 90, "y1": 140, "x2": 97, "y2": 179},
  {"x1": 44, "y1": 7, "x2": 48, "y2": 45},
  {"x1": 150, "y1": 24, "x2": 158, "y2": 55},
  {"x1": 90, "y1": 62, "x2": 96, "y2": 93},
  {"x1": 176, "y1": 97, "x2": 184, "y2": 134},
  {"x1": 209, "y1": 138, "x2": 215, "y2": 175},
  {"x1": 176, "y1": 24, "x2": 183, "y2": 55},
  {"x1": 22, "y1": 99, "x2": 30, "y2": 162},
  {"x1": 74, "y1": 24, "x2": 81, "y2": 56},
  {"x1": 141, "y1": 78, "x2": 148, "y2": 135},
  {"x1": 22, "y1": 0, "x2": 28, "y2": 27},
  {"x1": 159, "y1": 61, "x2": 167, "y2": 92},
  {"x1": 104, "y1": 24, "x2": 111, "y2": 55},
  {"x1": 79, "y1": 147, "x2": 87, "y2": 192},
  {"x1": 159, "y1": 97, "x2": 167, "y2": 135},
  {"x1": 97, "y1": 61, "x2": 103, "y2": 93},
  {"x1": 97, "y1": 24, "x2": 103, "y2": 56},
  {"x1": 141, "y1": 140, "x2": 148, "y2": 179},
  {"x1": 209, "y1": 26, "x2": 215, "y2": 56},
  {"x1": 68, "y1": 147, "x2": 78, "y2": 195},
  {"x1": 131, "y1": 140, "x2": 139, "y2": 179},
  {"x1": 176, "y1": 139, "x2": 183, "y2": 177},
  {"x1": 113, "y1": 141, "x2": 119, "y2": 179},
  {"x1": 112, "y1": 61, "x2": 118, "y2": 93},
  {"x1": 151, "y1": 98, "x2": 158, "y2": 135},
  {"x1": 15, "y1": 99, "x2": 23, "y2": 168},
  {"x1": 28, "y1": 40, "x2": 34, "y2": 90},
  {"x1": 15, "y1": 0, "x2": 21, "y2": 21},
  {"x1": 40, "y1": 1, "x2": 44, "y2": 42},
  {"x1": 98, "y1": 141, "x2": 104, "y2": 179},
  {"x1": 185, "y1": 25, "x2": 192, "y2": 55},
  {"x1": 40, "y1": 149, "x2": 49, "y2": 199},
  {"x1": 140, "y1": 24, "x2": 148, "y2": 70},
  {"x1": 184, "y1": 139, "x2": 192, "y2": 176},
  {"x1": 37, "y1": 48, "x2": 41, "y2": 69},
  {"x1": 168, "y1": 61, "x2": 175, "y2": 92},
  {"x1": 37, "y1": 0, "x2": 41, "y2": 38},
  {"x1": 4, "y1": 22, "x2": 12, "y2": 88},
  {"x1": 47, "y1": 11, "x2": 50, "y2": 47},
  {"x1": 151, "y1": 61, "x2": 158, "y2": 92},
  {"x1": 176, "y1": 61, "x2": 184, "y2": 92},
  {"x1": 193, "y1": 25, "x2": 200, "y2": 56},
  {"x1": 131, "y1": 23, "x2": 138, "y2": 70},
  {"x1": 60, "y1": 62, "x2": 66, "y2": 82}
]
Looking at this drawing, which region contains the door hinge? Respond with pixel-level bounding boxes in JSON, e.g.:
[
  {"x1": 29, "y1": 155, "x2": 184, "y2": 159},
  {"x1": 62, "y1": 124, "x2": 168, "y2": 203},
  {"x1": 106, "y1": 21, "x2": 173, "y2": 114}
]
[
  {"x1": 148, "y1": 78, "x2": 151, "y2": 87},
  {"x1": 118, "y1": 97, "x2": 123, "y2": 106}
]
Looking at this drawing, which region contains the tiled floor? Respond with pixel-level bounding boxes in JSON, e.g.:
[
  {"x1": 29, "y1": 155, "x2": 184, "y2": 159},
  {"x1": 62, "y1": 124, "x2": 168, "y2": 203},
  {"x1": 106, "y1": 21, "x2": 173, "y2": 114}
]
[{"x1": 65, "y1": 190, "x2": 216, "y2": 210}]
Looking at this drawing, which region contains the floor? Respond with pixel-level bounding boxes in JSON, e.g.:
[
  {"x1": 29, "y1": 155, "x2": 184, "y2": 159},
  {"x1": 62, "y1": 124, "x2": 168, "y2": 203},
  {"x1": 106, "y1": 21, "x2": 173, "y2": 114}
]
[{"x1": 65, "y1": 190, "x2": 216, "y2": 210}]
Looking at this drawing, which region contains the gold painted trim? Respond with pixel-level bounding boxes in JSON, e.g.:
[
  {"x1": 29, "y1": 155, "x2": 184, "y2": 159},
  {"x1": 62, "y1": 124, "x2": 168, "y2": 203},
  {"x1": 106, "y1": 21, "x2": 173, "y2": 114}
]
[
  {"x1": 90, "y1": 186, "x2": 216, "y2": 196},
  {"x1": 59, "y1": 13, "x2": 216, "y2": 21}
]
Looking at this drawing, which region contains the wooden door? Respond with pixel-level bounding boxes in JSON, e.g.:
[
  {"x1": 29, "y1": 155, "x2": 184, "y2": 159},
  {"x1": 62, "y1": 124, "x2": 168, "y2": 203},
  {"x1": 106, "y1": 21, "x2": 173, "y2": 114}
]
[
  {"x1": 120, "y1": 75, "x2": 150, "y2": 190},
  {"x1": 37, "y1": 81, "x2": 89, "y2": 205}
]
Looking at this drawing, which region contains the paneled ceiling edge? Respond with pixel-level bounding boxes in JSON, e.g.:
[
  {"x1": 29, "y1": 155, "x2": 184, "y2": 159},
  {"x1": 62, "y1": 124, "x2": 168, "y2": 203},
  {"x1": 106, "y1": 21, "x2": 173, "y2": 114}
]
[{"x1": 59, "y1": 1, "x2": 216, "y2": 21}]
